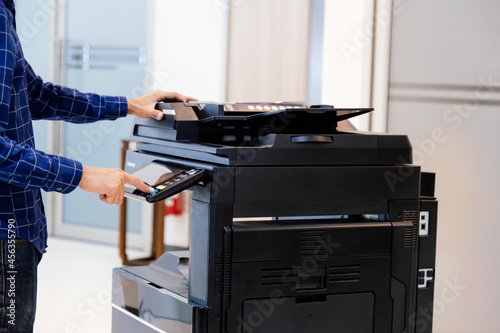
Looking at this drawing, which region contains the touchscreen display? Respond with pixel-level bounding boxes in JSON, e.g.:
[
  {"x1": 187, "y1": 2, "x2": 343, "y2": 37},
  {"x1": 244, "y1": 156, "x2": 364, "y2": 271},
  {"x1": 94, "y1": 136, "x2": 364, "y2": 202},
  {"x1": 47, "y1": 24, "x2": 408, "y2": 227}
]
[
  {"x1": 124, "y1": 161, "x2": 205, "y2": 203},
  {"x1": 126, "y1": 162, "x2": 184, "y2": 188}
]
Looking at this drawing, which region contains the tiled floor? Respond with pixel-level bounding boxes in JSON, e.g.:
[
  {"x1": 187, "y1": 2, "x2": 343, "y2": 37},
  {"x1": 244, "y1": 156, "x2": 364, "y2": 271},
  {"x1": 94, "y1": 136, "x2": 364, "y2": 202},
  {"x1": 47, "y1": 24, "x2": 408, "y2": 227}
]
[{"x1": 34, "y1": 237, "x2": 146, "y2": 333}]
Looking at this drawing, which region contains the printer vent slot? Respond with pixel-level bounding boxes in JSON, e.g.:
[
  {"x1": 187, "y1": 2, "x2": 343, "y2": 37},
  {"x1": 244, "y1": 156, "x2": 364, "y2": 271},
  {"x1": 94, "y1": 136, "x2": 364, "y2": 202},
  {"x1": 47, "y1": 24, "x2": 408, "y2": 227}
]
[
  {"x1": 224, "y1": 250, "x2": 232, "y2": 296},
  {"x1": 328, "y1": 265, "x2": 361, "y2": 284},
  {"x1": 213, "y1": 251, "x2": 224, "y2": 294},
  {"x1": 403, "y1": 210, "x2": 418, "y2": 248},
  {"x1": 403, "y1": 209, "x2": 418, "y2": 221},
  {"x1": 299, "y1": 230, "x2": 327, "y2": 258},
  {"x1": 260, "y1": 268, "x2": 294, "y2": 287},
  {"x1": 404, "y1": 227, "x2": 415, "y2": 248}
]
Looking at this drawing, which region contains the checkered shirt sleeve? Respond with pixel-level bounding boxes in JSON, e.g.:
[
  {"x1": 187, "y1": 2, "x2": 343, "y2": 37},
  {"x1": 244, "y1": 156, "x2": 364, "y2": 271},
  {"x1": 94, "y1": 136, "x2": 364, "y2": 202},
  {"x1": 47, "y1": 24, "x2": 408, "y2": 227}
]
[{"x1": 0, "y1": 8, "x2": 127, "y2": 193}]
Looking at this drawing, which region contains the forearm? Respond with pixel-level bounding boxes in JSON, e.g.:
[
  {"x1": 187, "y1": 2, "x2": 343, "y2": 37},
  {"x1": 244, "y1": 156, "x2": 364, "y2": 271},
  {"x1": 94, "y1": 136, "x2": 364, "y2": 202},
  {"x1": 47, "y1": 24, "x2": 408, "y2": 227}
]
[
  {"x1": 26, "y1": 64, "x2": 127, "y2": 123},
  {"x1": 29, "y1": 82, "x2": 128, "y2": 123}
]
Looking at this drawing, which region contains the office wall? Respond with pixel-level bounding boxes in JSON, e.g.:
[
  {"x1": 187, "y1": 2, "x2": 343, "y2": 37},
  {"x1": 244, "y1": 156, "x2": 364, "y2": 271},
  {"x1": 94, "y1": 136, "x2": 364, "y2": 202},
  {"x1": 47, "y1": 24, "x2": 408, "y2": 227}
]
[
  {"x1": 226, "y1": 0, "x2": 310, "y2": 102},
  {"x1": 320, "y1": 0, "x2": 393, "y2": 131},
  {"x1": 321, "y1": 0, "x2": 373, "y2": 107},
  {"x1": 387, "y1": 1, "x2": 500, "y2": 332},
  {"x1": 321, "y1": 0, "x2": 375, "y2": 130},
  {"x1": 226, "y1": 0, "x2": 388, "y2": 132},
  {"x1": 147, "y1": 0, "x2": 229, "y2": 102}
]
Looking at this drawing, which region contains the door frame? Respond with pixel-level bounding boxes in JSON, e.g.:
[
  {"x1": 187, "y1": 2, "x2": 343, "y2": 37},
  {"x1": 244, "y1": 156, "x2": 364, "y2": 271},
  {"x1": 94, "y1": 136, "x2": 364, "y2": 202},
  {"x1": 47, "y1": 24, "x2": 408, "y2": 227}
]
[{"x1": 46, "y1": 0, "x2": 154, "y2": 251}]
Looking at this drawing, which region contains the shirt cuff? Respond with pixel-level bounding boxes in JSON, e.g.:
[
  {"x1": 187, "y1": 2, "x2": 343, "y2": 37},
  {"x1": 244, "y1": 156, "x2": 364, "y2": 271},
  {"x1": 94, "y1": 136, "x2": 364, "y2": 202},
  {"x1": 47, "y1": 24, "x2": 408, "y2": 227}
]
[
  {"x1": 116, "y1": 96, "x2": 128, "y2": 118},
  {"x1": 44, "y1": 156, "x2": 83, "y2": 193}
]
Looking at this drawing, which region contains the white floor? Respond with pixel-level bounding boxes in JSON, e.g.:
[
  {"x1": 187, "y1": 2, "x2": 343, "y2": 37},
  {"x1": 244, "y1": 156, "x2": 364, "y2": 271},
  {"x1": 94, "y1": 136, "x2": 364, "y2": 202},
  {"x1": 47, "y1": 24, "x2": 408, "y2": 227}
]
[{"x1": 34, "y1": 237, "x2": 146, "y2": 333}]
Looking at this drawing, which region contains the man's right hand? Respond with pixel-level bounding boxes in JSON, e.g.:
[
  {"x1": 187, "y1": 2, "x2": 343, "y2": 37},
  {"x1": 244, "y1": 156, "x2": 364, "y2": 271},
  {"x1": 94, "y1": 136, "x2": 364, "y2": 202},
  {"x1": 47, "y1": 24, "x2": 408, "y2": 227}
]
[{"x1": 78, "y1": 165, "x2": 154, "y2": 205}]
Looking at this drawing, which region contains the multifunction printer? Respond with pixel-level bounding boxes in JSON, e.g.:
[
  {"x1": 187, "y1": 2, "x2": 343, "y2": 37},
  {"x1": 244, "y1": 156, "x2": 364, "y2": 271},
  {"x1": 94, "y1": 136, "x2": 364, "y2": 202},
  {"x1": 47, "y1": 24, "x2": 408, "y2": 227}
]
[{"x1": 112, "y1": 103, "x2": 438, "y2": 333}]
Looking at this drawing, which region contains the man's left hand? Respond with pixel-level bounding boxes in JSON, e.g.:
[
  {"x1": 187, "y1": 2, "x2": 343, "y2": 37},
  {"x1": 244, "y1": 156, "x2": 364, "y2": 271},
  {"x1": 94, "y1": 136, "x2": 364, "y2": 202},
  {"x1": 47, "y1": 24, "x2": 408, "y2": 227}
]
[{"x1": 127, "y1": 90, "x2": 197, "y2": 120}]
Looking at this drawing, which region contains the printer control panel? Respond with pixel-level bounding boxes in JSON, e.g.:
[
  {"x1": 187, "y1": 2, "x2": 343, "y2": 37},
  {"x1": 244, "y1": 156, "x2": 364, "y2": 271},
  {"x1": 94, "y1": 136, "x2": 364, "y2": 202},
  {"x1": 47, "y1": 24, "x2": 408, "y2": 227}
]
[{"x1": 124, "y1": 161, "x2": 205, "y2": 203}]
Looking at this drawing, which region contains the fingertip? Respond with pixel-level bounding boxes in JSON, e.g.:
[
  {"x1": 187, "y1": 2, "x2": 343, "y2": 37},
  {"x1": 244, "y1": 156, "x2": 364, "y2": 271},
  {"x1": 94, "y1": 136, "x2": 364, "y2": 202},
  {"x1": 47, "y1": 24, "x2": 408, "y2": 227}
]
[{"x1": 155, "y1": 111, "x2": 164, "y2": 120}]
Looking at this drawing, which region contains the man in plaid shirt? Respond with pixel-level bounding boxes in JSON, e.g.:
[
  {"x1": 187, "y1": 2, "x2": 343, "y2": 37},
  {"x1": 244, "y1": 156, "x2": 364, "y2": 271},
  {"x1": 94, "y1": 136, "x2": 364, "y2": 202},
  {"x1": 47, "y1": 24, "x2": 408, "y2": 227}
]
[{"x1": 0, "y1": 1, "x2": 195, "y2": 330}]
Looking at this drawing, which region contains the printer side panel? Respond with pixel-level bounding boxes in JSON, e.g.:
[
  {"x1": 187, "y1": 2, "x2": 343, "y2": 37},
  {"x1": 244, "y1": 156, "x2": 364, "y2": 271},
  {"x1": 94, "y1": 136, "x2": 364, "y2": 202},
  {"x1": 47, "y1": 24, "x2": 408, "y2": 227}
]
[
  {"x1": 415, "y1": 198, "x2": 438, "y2": 333},
  {"x1": 388, "y1": 200, "x2": 421, "y2": 333}
]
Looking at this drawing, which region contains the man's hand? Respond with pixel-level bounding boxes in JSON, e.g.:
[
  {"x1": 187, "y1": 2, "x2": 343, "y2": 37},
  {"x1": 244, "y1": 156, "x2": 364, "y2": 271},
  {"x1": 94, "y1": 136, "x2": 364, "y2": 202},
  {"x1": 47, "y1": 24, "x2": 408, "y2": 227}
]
[
  {"x1": 127, "y1": 90, "x2": 197, "y2": 120},
  {"x1": 78, "y1": 165, "x2": 154, "y2": 205}
]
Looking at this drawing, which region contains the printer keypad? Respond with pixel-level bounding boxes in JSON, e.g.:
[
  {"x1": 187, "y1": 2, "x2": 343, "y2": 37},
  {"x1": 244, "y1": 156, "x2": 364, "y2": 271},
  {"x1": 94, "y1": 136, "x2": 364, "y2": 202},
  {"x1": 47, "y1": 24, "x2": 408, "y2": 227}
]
[{"x1": 156, "y1": 170, "x2": 197, "y2": 189}]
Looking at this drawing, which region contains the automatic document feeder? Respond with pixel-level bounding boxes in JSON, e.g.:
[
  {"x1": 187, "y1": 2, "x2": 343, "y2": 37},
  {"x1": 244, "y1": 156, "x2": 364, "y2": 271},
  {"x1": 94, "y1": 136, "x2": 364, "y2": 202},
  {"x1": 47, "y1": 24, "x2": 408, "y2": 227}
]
[{"x1": 112, "y1": 102, "x2": 438, "y2": 333}]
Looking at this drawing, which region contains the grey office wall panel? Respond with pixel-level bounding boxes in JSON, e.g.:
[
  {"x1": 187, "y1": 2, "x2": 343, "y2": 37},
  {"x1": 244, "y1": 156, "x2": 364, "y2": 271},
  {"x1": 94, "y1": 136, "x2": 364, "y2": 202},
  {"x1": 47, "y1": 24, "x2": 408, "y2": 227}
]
[
  {"x1": 388, "y1": 0, "x2": 500, "y2": 329},
  {"x1": 390, "y1": 0, "x2": 500, "y2": 86}
]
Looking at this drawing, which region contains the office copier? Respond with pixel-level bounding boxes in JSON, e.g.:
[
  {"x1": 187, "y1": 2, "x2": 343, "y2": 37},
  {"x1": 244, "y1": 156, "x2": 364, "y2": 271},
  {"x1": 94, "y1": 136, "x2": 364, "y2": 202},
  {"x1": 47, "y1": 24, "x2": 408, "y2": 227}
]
[{"x1": 112, "y1": 102, "x2": 438, "y2": 333}]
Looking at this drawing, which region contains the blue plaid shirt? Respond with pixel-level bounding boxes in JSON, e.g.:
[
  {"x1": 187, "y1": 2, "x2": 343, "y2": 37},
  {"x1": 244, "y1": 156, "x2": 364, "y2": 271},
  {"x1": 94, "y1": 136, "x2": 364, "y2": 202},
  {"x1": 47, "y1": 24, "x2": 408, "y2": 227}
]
[{"x1": 0, "y1": 0, "x2": 127, "y2": 253}]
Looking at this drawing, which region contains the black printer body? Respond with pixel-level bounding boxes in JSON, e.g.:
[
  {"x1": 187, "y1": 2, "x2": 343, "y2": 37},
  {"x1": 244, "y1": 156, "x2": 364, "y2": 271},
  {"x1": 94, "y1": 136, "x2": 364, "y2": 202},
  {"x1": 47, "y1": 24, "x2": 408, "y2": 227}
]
[{"x1": 112, "y1": 103, "x2": 438, "y2": 333}]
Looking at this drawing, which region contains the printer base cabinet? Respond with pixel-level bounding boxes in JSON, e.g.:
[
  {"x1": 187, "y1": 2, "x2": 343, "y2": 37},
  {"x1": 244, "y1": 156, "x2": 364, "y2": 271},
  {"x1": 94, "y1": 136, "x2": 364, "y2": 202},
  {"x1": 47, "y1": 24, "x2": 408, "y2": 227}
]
[{"x1": 112, "y1": 196, "x2": 437, "y2": 333}]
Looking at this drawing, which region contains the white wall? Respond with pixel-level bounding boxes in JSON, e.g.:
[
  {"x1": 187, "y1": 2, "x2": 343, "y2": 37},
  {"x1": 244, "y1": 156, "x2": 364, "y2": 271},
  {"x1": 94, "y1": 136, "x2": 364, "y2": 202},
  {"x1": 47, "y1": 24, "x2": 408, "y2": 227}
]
[
  {"x1": 226, "y1": 0, "x2": 310, "y2": 102},
  {"x1": 147, "y1": 0, "x2": 229, "y2": 101},
  {"x1": 226, "y1": 0, "x2": 392, "y2": 131},
  {"x1": 388, "y1": 1, "x2": 500, "y2": 331},
  {"x1": 321, "y1": 0, "x2": 375, "y2": 130},
  {"x1": 321, "y1": 0, "x2": 394, "y2": 132}
]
